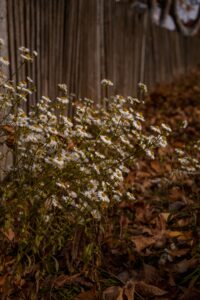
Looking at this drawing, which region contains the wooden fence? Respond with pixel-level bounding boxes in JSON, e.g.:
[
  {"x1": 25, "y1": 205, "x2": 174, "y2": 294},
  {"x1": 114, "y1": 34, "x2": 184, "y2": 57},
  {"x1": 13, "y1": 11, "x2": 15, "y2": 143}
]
[{"x1": 1, "y1": 0, "x2": 200, "y2": 104}]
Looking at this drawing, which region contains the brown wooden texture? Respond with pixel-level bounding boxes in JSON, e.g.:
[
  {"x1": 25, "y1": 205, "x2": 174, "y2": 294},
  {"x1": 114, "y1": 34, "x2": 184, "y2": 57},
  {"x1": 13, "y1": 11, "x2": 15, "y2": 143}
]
[
  {"x1": 0, "y1": 0, "x2": 13, "y2": 178},
  {"x1": 3, "y1": 0, "x2": 200, "y2": 105}
]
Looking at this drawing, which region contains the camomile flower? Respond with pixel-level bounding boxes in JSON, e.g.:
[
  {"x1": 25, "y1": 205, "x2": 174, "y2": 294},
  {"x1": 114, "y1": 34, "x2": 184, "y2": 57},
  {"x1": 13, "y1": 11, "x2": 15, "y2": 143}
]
[
  {"x1": 56, "y1": 97, "x2": 69, "y2": 104},
  {"x1": 39, "y1": 114, "x2": 48, "y2": 123},
  {"x1": 52, "y1": 157, "x2": 65, "y2": 169},
  {"x1": 161, "y1": 123, "x2": 172, "y2": 133},
  {"x1": 0, "y1": 38, "x2": 5, "y2": 46},
  {"x1": 150, "y1": 125, "x2": 161, "y2": 134},
  {"x1": 145, "y1": 149, "x2": 155, "y2": 159},
  {"x1": 97, "y1": 191, "x2": 110, "y2": 203},
  {"x1": 100, "y1": 135, "x2": 112, "y2": 145},
  {"x1": 101, "y1": 79, "x2": 114, "y2": 86},
  {"x1": 0, "y1": 56, "x2": 9, "y2": 66},
  {"x1": 133, "y1": 120, "x2": 142, "y2": 131}
]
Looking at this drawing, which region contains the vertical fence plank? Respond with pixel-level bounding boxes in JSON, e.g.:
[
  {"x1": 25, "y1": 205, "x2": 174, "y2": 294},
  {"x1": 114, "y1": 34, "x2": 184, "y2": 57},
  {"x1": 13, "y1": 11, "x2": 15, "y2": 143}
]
[{"x1": 0, "y1": 0, "x2": 13, "y2": 179}]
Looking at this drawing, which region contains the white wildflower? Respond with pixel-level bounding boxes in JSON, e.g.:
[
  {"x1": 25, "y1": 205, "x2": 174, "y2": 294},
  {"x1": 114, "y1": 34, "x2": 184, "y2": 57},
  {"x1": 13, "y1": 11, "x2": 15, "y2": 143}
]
[
  {"x1": 39, "y1": 114, "x2": 48, "y2": 123},
  {"x1": 33, "y1": 50, "x2": 38, "y2": 57},
  {"x1": 58, "y1": 83, "x2": 68, "y2": 94},
  {"x1": 3, "y1": 83, "x2": 15, "y2": 92},
  {"x1": 69, "y1": 191, "x2": 77, "y2": 199},
  {"x1": 101, "y1": 79, "x2": 114, "y2": 86},
  {"x1": 61, "y1": 116, "x2": 73, "y2": 127},
  {"x1": 51, "y1": 195, "x2": 60, "y2": 208},
  {"x1": 56, "y1": 97, "x2": 69, "y2": 104},
  {"x1": 27, "y1": 76, "x2": 33, "y2": 83},
  {"x1": 119, "y1": 109, "x2": 133, "y2": 120},
  {"x1": 157, "y1": 135, "x2": 167, "y2": 148},
  {"x1": 95, "y1": 151, "x2": 105, "y2": 159},
  {"x1": 178, "y1": 158, "x2": 190, "y2": 165},
  {"x1": 145, "y1": 149, "x2": 155, "y2": 159},
  {"x1": 138, "y1": 82, "x2": 148, "y2": 94},
  {"x1": 91, "y1": 209, "x2": 101, "y2": 220},
  {"x1": 52, "y1": 157, "x2": 65, "y2": 169},
  {"x1": 47, "y1": 139, "x2": 58, "y2": 148},
  {"x1": 17, "y1": 86, "x2": 32, "y2": 95},
  {"x1": 100, "y1": 135, "x2": 112, "y2": 145},
  {"x1": 20, "y1": 54, "x2": 33, "y2": 62},
  {"x1": 113, "y1": 194, "x2": 121, "y2": 201},
  {"x1": 111, "y1": 169, "x2": 123, "y2": 182},
  {"x1": 126, "y1": 192, "x2": 135, "y2": 201},
  {"x1": 181, "y1": 120, "x2": 188, "y2": 129},
  {"x1": 132, "y1": 120, "x2": 142, "y2": 131},
  {"x1": 42, "y1": 96, "x2": 51, "y2": 103},
  {"x1": 161, "y1": 123, "x2": 172, "y2": 133},
  {"x1": 150, "y1": 125, "x2": 161, "y2": 134},
  {"x1": 0, "y1": 38, "x2": 5, "y2": 46},
  {"x1": 135, "y1": 112, "x2": 145, "y2": 122},
  {"x1": 127, "y1": 96, "x2": 140, "y2": 104},
  {"x1": 175, "y1": 148, "x2": 185, "y2": 156},
  {"x1": 0, "y1": 56, "x2": 9, "y2": 65},
  {"x1": 97, "y1": 191, "x2": 110, "y2": 203},
  {"x1": 56, "y1": 182, "x2": 66, "y2": 189},
  {"x1": 19, "y1": 46, "x2": 30, "y2": 53}
]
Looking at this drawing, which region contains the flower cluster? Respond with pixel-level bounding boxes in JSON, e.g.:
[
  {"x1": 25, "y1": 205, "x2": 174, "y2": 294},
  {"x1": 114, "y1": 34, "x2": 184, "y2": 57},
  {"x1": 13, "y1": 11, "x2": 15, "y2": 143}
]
[
  {"x1": 0, "y1": 43, "x2": 173, "y2": 224},
  {"x1": 0, "y1": 81, "x2": 172, "y2": 224},
  {"x1": 1, "y1": 39, "x2": 199, "y2": 298}
]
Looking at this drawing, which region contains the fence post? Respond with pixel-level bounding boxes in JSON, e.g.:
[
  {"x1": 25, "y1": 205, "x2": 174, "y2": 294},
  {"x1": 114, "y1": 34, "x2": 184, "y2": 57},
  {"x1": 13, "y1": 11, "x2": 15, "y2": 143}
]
[{"x1": 0, "y1": 0, "x2": 13, "y2": 180}]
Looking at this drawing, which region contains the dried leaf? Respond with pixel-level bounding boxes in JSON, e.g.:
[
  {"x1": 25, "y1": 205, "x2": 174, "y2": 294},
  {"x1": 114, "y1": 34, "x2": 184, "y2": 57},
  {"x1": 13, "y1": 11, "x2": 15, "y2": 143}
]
[
  {"x1": 132, "y1": 236, "x2": 156, "y2": 252},
  {"x1": 75, "y1": 289, "x2": 98, "y2": 300},
  {"x1": 102, "y1": 281, "x2": 135, "y2": 300},
  {"x1": 168, "y1": 248, "x2": 190, "y2": 258},
  {"x1": 122, "y1": 280, "x2": 135, "y2": 300},
  {"x1": 161, "y1": 212, "x2": 170, "y2": 222},
  {"x1": 179, "y1": 287, "x2": 200, "y2": 300},
  {"x1": 151, "y1": 160, "x2": 163, "y2": 173},
  {"x1": 0, "y1": 276, "x2": 5, "y2": 286},
  {"x1": 136, "y1": 280, "x2": 167, "y2": 297},
  {"x1": 174, "y1": 258, "x2": 198, "y2": 274},
  {"x1": 102, "y1": 286, "x2": 123, "y2": 300},
  {"x1": 134, "y1": 203, "x2": 154, "y2": 224},
  {"x1": 169, "y1": 187, "x2": 184, "y2": 201},
  {"x1": 4, "y1": 228, "x2": 15, "y2": 241},
  {"x1": 166, "y1": 230, "x2": 192, "y2": 241},
  {"x1": 141, "y1": 264, "x2": 162, "y2": 285},
  {"x1": 53, "y1": 272, "x2": 82, "y2": 288}
]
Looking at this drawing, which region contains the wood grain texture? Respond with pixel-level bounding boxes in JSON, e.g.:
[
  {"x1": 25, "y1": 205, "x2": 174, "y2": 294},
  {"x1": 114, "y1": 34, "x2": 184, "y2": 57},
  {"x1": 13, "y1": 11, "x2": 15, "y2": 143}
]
[{"x1": 2, "y1": 0, "x2": 200, "y2": 105}]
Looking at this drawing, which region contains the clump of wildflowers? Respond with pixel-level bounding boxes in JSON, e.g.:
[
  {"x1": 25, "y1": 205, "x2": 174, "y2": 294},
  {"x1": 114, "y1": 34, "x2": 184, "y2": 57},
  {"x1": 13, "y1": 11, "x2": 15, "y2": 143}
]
[
  {"x1": 1, "y1": 39, "x2": 197, "y2": 298},
  {"x1": 0, "y1": 77, "x2": 172, "y2": 224}
]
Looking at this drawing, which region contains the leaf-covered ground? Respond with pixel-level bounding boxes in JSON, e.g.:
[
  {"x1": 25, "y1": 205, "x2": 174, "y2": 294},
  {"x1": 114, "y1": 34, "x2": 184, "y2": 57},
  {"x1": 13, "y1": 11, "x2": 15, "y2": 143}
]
[
  {"x1": 1, "y1": 69, "x2": 200, "y2": 300},
  {"x1": 74, "y1": 69, "x2": 200, "y2": 300}
]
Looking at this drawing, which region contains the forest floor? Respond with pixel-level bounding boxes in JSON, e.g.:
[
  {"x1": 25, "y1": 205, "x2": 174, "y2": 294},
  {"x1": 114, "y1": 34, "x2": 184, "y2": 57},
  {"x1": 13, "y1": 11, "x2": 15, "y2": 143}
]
[{"x1": 74, "y1": 68, "x2": 200, "y2": 300}]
